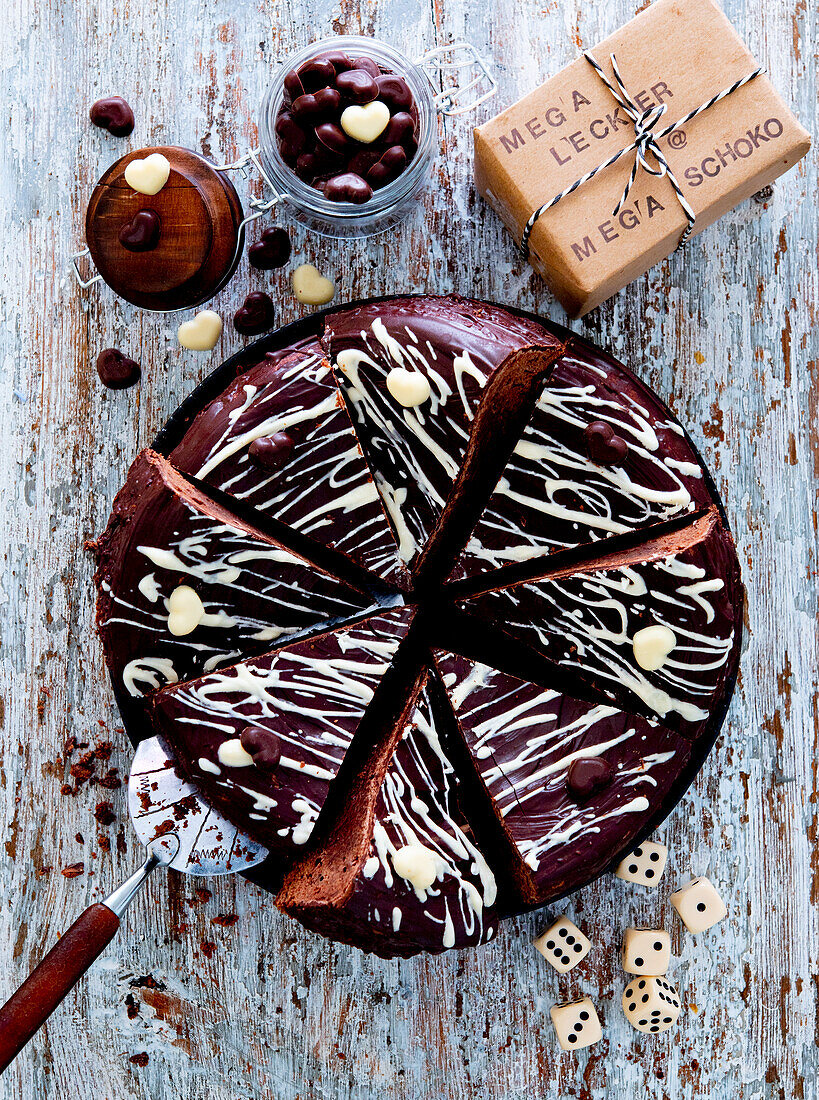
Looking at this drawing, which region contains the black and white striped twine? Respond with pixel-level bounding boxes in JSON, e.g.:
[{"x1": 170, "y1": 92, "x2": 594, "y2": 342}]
[{"x1": 519, "y1": 51, "x2": 763, "y2": 260}]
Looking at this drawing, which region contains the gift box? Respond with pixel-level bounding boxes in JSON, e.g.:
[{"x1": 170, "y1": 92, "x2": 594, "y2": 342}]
[{"x1": 473, "y1": 0, "x2": 811, "y2": 316}]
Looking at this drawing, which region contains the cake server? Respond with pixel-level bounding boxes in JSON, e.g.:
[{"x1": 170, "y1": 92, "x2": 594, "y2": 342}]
[{"x1": 0, "y1": 735, "x2": 268, "y2": 1073}]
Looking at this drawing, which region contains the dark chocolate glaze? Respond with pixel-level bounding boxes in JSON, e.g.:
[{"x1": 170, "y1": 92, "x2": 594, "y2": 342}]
[
  {"x1": 91, "y1": 450, "x2": 374, "y2": 729},
  {"x1": 168, "y1": 344, "x2": 409, "y2": 590},
  {"x1": 460, "y1": 512, "x2": 743, "y2": 740},
  {"x1": 323, "y1": 295, "x2": 562, "y2": 572},
  {"x1": 435, "y1": 649, "x2": 691, "y2": 905},
  {"x1": 152, "y1": 608, "x2": 413, "y2": 854},
  {"x1": 454, "y1": 343, "x2": 715, "y2": 581}
]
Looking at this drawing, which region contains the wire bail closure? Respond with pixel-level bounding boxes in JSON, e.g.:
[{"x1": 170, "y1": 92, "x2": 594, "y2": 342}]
[
  {"x1": 519, "y1": 51, "x2": 763, "y2": 260},
  {"x1": 416, "y1": 41, "x2": 497, "y2": 116}
]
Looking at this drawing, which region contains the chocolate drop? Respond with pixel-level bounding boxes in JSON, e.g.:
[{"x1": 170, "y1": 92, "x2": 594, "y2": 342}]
[
  {"x1": 233, "y1": 291, "x2": 276, "y2": 336},
  {"x1": 239, "y1": 725, "x2": 283, "y2": 772},
  {"x1": 89, "y1": 96, "x2": 135, "y2": 137},
  {"x1": 96, "y1": 348, "x2": 141, "y2": 390},
  {"x1": 566, "y1": 757, "x2": 615, "y2": 802},
  {"x1": 248, "y1": 432, "x2": 294, "y2": 470},
  {"x1": 248, "y1": 226, "x2": 292, "y2": 270},
  {"x1": 118, "y1": 209, "x2": 161, "y2": 252},
  {"x1": 584, "y1": 421, "x2": 628, "y2": 465}
]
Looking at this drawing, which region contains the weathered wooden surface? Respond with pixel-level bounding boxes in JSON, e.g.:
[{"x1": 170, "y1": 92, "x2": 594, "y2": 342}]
[{"x1": 1, "y1": 0, "x2": 816, "y2": 1095}]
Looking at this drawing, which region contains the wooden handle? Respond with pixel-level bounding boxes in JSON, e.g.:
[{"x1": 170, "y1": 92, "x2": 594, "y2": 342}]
[{"x1": 0, "y1": 903, "x2": 120, "y2": 1073}]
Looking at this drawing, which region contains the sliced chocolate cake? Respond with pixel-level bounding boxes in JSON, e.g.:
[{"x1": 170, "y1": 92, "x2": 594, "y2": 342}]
[
  {"x1": 433, "y1": 651, "x2": 691, "y2": 905},
  {"x1": 91, "y1": 450, "x2": 375, "y2": 727},
  {"x1": 459, "y1": 510, "x2": 743, "y2": 739},
  {"x1": 152, "y1": 607, "x2": 414, "y2": 854},
  {"x1": 453, "y1": 339, "x2": 714, "y2": 581},
  {"x1": 323, "y1": 297, "x2": 566, "y2": 573},
  {"x1": 168, "y1": 343, "x2": 410, "y2": 590},
  {"x1": 278, "y1": 677, "x2": 498, "y2": 957}
]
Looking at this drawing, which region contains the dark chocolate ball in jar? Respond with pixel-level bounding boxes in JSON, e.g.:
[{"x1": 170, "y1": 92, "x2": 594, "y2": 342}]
[{"x1": 274, "y1": 47, "x2": 420, "y2": 204}]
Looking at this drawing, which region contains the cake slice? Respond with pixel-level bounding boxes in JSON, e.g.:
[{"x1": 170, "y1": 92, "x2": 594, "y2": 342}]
[
  {"x1": 151, "y1": 607, "x2": 414, "y2": 854},
  {"x1": 458, "y1": 509, "x2": 742, "y2": 740},
  {"x1": 453, "y1": 338, "x2": 714, "y2": 581},
  {"x1": 433, "y1": 652, "x2": 691, "y2": 905},
  {"x1": 168, "y1": 344, "x2": 410, "y2": 590},
  {"x1": 91, "y1": 450, "x2": 376, "y2": 728},
  {"x1": 277, "y1": 673, "x2": 498, "y2": 957},
  {"x1": 323, "y1": 296, "x2": 567, "y2": 575}
]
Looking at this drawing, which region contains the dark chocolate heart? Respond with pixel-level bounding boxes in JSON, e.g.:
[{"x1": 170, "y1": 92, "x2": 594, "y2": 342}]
[
  {"x1": 584, "y1": 421, "x2": 628, "y2": 465},
  {"x1": 375, "y1": 74, "x2": 413, "y2": 112},
  {"x1": 247, "y1": 226, "x2": 292, "y2": 270},
  {"x1": 351, "y1": 57, "x2": 381, "y2": 78},
  {"x1": 291, "y1": 93, "x2": 323, "y2": 122},
  {"x1": 297, "y1": 58, "x2": 336, "y2": 91},
  {"x1": 566, "y1": 757, "x2": 614, "y2": 802},
  {"x1": 239, "y1": 725, "x2": 282, "y2": 772},
  {"x1": 248, "y1": 432, "x2": 294, "y2": 470},
  {"x1": 324, "y1": 171, "x2": 372, "y2": 204},
  {"x1": 89, "y1": 96, "x2": 135, "y2": 137},
  {"x1": 347, "y1": 148, "x2": 382, "y2": 178},
  {"x1": 96, "y1": 348, "x2": 141, "y2": 390},
  {"x1": 367, "y1": 145, "x2": 407, "y2": 189},
  {"x1": 318, "y1": 50, "x2": 353, "y2": 73},
  {"x1": 233, "y1": 291, "x2": 276, "y2": 336},
  {"x1": 118, "y1": 209, "x2": 161, "y2": 252},
  {"x1": 382, "y1": 111, "x2": 416, "y2": 149},
  {"x1": 315, "y1": 121, "x2": 350, "y2": 155},
  {"x1": 336, "y1": 69, "x2": 378, "y2": 104},
  {"x1": 283, "y1": 69, "x2": 306, "y2": 103},
  {"x1": 275, "y1": 112, "x2": 308, "y2": 160}
]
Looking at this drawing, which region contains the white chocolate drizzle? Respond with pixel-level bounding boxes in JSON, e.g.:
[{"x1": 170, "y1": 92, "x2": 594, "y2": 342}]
[
  {"x1": 154, "y1": 609, "x2": 411, "y2": 851},
  {"x1": 170, "y1": 350, "x2": 405, "y2": 586},
  {"x1": 461, "y1": 349, "x2": 709, "y2": 574},
  {"x1": 437, "y1": 653, "x2": 688, "y2": 876}
]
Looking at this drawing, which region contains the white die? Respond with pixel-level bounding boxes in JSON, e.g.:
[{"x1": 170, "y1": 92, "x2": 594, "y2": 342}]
[
  {"x1": 615, "y1": 840, "x2": 668, "y2": 886},
  {"x1": 622, "y1": 976, "x2": 682, "y2": 1034},
  {"x1": 670, "y1": 877, "x2": 727, "y2": 932},
  {"x1": 549, "y1": 997, "x2": 602, "y2": 1050},
  {"x1": 534, "y1": 917, "x2": 592, "y2": 973},
  {"x1": 622, "y1": 928, "x2": 671, "y2": 975}
]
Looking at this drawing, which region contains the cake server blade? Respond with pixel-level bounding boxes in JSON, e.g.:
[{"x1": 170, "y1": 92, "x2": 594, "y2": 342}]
[{"x1": 0, "y1": 734, "x2": 269, "y2": 1073}]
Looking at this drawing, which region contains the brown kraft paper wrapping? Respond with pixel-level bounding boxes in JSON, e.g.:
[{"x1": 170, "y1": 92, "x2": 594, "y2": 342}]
[{"x1": 473, "y1": 0, "x2": 811, "y2": 317}]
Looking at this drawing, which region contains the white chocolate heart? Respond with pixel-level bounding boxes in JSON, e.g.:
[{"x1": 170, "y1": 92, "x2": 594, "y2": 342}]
[
  {"x1": 340, "y1": 100, "x2": 390, "y2": 144},
  {"x1": 217, "y1": 738, "x2": 255, "y2": 768},
  {"x1": 391, "y1": 843, "x2": 438, "y2": 892},
  {"x1": 291, "y1": 264, "x2": 335, "y2": 305},
  {"x1": 167, "y1": 585, "x2": 205, "y2": 636},
  {"x1": 124, "y1": 152, "x2": 171, "y2": 196},
  {"x1": 632, "y1": 624, "x2": 677, "y2": 671},
  {"x1": 178, "y1": 310, "x2": 223, "y2": 351},
  {"x1": 386, "y1": 366, "x2": 431, "y2": 408}
]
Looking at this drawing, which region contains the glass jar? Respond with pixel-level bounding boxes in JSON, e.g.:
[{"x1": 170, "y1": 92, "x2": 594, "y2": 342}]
[{"x1": 257, "y1": 36, "x2": 493, "y2": 239}]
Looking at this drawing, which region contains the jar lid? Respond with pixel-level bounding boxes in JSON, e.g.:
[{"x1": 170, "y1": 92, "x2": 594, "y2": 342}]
[{"x1": 85, "y1": 146, "x2": 244, "y2": 311}]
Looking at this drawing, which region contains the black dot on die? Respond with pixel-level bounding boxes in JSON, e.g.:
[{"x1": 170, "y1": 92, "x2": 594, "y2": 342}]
[
  {"x1": 579, "y1": 1011, "x2": 589, "y2": 1021},
  {"x1": 638, "y1": 1018, "x2": 648, "y2": 1026},
  {"x1": 649, "y1": 851, "x2": 660, "y2": 862},
  {"x1": 638, "y1": 981, "x2": 646, "y2": 989},
  {"x1": 651, "y1": 1010, "x2": 661, "y2": 1017},
  {"x1": 635, "y1": 957, "x2": 644, "y2": 967},
  {"x1": 654, "y1": 941, "x2": 664, "y2": 951},
  {"x1": 644, "y1": 869, "x2": 655, "y2": 879},
  {"x1": 546, "y1": 940, "x2": 555, "y2": 950},
  {"x1": 650, "y1": 1026, "x2": 660, "y2": 1033},
  {"x1": 629, "y1": 1002, "x2": 637, "y2": 1012},
  {"x1": 561, "y1": 954, "x2": 571, "y2": 964},
  {"x1": 664, "y1": 1017, "x2": 673, "y2": 1024},
  {"x1": 565, "y1": 935, "x2": 575, "y2": 945},
  {"x1": 573, "y1": 943, "x2": 583, "y2": 953},
  {"x1": 634, "y1": 847, "x2": 643, "y2": 856},
  {"x1": 574, "y1": 1023, "x2": 583, "y2": 1033},
  {"x1": 568, "y1": 1034, "x2": 577, "y2": 1044},
  {"x1": 628, "y1": 864, "x2": 639, "y2": 874},
  {"x1": 697, "y1": 902, "x2": 707, "y2": 911},
  {"x1": 558, "y1": 928, "x2": 568, "y2": 938}
]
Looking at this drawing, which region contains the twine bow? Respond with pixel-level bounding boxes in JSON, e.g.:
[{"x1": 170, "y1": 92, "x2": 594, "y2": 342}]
[{"x1": 519, "y1": 51, "x2": 763, "y2": 259}]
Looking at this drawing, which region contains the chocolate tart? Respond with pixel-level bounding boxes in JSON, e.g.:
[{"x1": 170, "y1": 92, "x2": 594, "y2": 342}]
[{"x1": 92, "y1": 296, "x2": 743, "y2": 957}]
